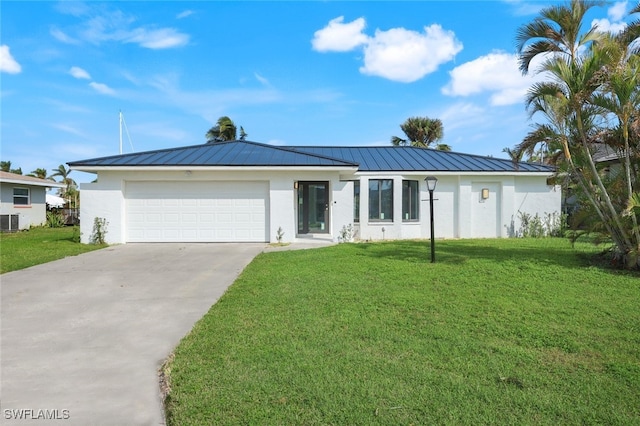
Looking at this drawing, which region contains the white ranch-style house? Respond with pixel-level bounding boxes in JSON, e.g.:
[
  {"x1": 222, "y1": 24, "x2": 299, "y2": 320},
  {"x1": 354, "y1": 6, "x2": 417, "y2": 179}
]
[{"x1": 68, "y1": 140, "x2": 561, "y2": 245}]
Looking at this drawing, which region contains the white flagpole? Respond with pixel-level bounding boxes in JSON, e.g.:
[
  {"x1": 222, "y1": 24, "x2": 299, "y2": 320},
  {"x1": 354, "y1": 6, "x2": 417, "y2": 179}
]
[{"x1": 119, "y1": 110, "x2": 123, "y2": 155}]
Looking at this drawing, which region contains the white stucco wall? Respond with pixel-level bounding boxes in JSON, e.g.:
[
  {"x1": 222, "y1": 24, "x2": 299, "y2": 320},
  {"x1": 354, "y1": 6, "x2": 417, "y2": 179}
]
[
  {"x1": 79, "y1": 169, "x2": 353, "y2": 244},
  {"x1": 354, "y1": 174, "x2": 561, "y2": 241},
  {"x1": 78, "y1": 168, "x2": 560, "y2": 244},
  {"x1": 511, "y1": 176, "x2": 562, "y2": 237}
]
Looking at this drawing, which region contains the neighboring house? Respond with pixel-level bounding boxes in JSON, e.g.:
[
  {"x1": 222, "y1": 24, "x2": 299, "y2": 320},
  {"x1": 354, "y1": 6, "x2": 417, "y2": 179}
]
[
  {"x1": 0, "y1": 171, "x2": 65, "y2": 230},
  {"x1": 68, "y1": 140, "x2": 561, "y2": 244}
]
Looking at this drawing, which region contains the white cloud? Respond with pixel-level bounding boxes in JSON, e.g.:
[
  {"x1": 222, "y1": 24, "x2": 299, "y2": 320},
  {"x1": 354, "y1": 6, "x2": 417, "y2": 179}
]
[
  {"x1": 0, "y1": 45, "x2": 21, "y2": 74},
  {"x1": 69, "y1": 66, "x2": 91, "y2": 79},
  {"x1": 440, "y1": 102, "x2": 486, "y2": 132},
  {"x1": 592, "y1": 18, "x2": 627, "y2": 34},
  {"x1": 312, "y1": 16, "x2": 368, "y2": 52},
  {"x1": 144, "y1": 72, "x2": 343, "y2": 123},
  {"x1": 592, "y1": 1, "x2": 628, "y2": 34},
  {"x1": 54, "y1": 5, "x2": 190, "y2": 50},
  {"x1": 50, "y1": 27, "x2": 80, "y2": 44},
  {"x1": 89, "y1": 82, "x2": 116, "y2": 95},
  {"x1": 442, "y1": 51, "x2": 548, "y2": 106},
  {"x1": 506, "y1": 1, "x2": 546, "y2": 17},
  {"x1": 125, "y1": 28, "x2": 189, "y2": 49},
  {"x1": 312, "y1": 18, "x2": 462, "y2": 83},
  {"x1": 177, "y1": 10, "x2": 194, "y2": 19},
  {"x1": 254, "y1": 72, "x2": 270, "y2": 87},
  {"x1": 608, "y1": 1, "x2": 627, "y2": 21},
  {"x1": 51, "y1": 123, "x2": 86, "y2": 137},
  {"x1": 360, "y1": 24, "x2": 462, "y2": 83}
]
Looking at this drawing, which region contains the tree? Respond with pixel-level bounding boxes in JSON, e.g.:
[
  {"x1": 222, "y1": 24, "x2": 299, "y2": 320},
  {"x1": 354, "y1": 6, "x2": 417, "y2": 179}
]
[
  {"x1": 391, "y1": 116, "x2": 450, "y2": 150},
  {"x1": 206, "y1": 116, "x2": 238, "y2": 142},
  {"x1": 0, "y1": 161, "x2": 22, "y2": 174},
  {"x1": 51, "y1": 164, "x2": 77, "y2": 200},
  {"x1": 515, "y1": 0, "x2": 640, "y2": 268},
  {"x1": 28, "y1": 168, "x2": 49, "y2": 180}
]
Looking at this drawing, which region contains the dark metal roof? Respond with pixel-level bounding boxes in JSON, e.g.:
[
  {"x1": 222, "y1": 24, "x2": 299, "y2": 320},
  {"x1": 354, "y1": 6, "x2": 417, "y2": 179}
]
[
  {"x1": 68, "y1": 140, "x2": 554, "y2": 173},
  {"x1": 292, "y1": 146, "x2": 555, "y2": 172},
  {"x1": 68, "y1": 140, "x2": 357, "y2": 168}
]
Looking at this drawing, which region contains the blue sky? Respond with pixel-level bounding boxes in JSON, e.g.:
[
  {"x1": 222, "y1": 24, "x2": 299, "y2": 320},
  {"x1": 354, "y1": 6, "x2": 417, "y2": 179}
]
[{"x1": 1, "y1": 1, "x2": 635, "y2": 184}]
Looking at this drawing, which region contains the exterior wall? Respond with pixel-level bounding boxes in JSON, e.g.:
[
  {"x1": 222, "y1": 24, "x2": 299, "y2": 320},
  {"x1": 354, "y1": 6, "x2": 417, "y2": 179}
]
[
  {"x1": 354, "y1": 174, "x2": 561, "y2": 241},
  {"x1": 0, "y1": 183, "x2": 47, "y2": 229},
  {"x1": 78, "y1": 169, "x2": 560, "y2": 244},
  {"x1": 79, "y1": 169, "x2": 350, "y2": 244},
  {"x1": 510, "y1": 176, "x2": 562, "y2": 237}
]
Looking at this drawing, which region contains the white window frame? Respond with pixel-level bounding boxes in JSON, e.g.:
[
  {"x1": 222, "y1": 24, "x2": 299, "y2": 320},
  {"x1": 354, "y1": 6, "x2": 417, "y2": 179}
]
[{"x1": 13, "y1": 187, "x2": 30, "y2": 206}]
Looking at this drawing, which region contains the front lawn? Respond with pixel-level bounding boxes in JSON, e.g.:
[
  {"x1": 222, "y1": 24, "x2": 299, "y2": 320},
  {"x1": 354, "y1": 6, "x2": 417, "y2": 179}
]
[
  {"x1": 164, "y1": 238, "x2": 639, "y2": 425},
  {"x1": 0, "y1": 227, "x2": 105, "y2": 273}
]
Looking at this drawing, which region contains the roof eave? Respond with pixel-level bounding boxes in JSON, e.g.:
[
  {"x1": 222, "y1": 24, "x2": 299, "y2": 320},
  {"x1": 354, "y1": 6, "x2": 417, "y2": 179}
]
[
  {"x1": 355, "y1": 170, "x2": 555, "y2": 176},
  {"x1": 0, "y1": 178, "x2": 66, "y2": 188},
  {"x1": 69, "y1": 165, "x2": 360, "y2": 172}
]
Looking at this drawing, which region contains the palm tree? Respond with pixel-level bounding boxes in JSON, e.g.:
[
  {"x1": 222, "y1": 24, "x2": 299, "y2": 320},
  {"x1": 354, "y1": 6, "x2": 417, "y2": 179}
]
[
  {"x1": 516, "y1": 0, "x2": 639, "y2": 267},
  {"x1": 515, "y1": 0, "x2": 603, "y2": 74},
  {"x1": 619, "y1": 3, "x2": 640, "y2": 56},
  {"x1": 591, "y1": 35, "x2": 640, "y2": 246},
  {"x1": 516, "y1": 93, "x2": 569, "y2": 166},
  {"x1": 0, "y1": 161, "x2": 22, "y2": 174},
  {"x1": 28, "y1": 168, "x2": 49, "y2": 180},
  {"x1": 206, "y1": 116, "x2": 238, "y2": 142},
  {"x1": 391, "y1": 116, "x2": 449, "y2": 150},
  {"x1": 51, "y1": 164, "x2": 77, "y2": 198},
  {"x1": 239, "y1": 126, "x2": 248, "y2": 141}
]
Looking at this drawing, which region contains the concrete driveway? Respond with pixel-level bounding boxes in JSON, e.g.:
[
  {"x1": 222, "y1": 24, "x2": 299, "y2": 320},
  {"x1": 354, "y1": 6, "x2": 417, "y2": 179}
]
[{"x1": 1, "y1": 243, "x2": 266, "y2": 425}]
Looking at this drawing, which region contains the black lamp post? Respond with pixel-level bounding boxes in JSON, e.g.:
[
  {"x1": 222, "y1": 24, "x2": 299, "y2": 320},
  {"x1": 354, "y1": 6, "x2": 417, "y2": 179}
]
[{"x1": 425, "y1": 176, "x2": 438, "y2": 263}]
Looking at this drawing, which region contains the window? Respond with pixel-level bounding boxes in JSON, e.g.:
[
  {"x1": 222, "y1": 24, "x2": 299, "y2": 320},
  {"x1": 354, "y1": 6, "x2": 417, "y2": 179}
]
[
  {"x1": 353, "y1": 181, "x2": 360, "y2": 223},
  {"x1": 13, "y1": 188, "x2": 30, "y2": 206},
  {"x1": 369, "y1": 179, "x2": 393, "y2": 221},
  {"x1": 402, "y1": 180, "x2": 419, "y2": 221}
]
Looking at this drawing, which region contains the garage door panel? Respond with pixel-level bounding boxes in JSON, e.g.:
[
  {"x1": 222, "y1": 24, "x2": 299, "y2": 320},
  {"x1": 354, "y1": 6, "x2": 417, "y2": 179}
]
[{"x1": 125, "y1": 181, "x2": 268, "y2": 242}]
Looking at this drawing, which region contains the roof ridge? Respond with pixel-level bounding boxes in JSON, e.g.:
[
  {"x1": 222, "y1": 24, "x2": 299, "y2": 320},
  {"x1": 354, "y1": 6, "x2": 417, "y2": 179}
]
[
  {"x1": 290, "y1": 145, "x2": 554, "y2": 170},
  {"x1": 285, "y1": 145, "x2": 360, "y2": 166},
  {"x1": 239, "y1": 140, "x2": 358, "y2": 165}
]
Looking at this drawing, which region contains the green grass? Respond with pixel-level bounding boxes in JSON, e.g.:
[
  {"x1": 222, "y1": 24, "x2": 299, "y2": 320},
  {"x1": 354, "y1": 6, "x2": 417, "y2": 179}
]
[
  {"x1": 164, "y1": 238, "x2": 640, "y2": 425},
  {"x1": 0, "y1": 227, "x2": 105, "y2": 273}
]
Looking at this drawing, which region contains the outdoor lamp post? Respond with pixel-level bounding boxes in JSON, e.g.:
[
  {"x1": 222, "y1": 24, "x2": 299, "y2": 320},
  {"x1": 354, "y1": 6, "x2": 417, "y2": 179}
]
[{"x1": 425, "y1": 176, "x2": 438, "y2": 263}]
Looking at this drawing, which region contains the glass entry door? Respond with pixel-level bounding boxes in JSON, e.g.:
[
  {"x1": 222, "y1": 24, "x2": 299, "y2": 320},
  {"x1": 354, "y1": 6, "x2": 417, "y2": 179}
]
[{"x1": 297, "y1": 181, "x2": 329, "y2": 234}]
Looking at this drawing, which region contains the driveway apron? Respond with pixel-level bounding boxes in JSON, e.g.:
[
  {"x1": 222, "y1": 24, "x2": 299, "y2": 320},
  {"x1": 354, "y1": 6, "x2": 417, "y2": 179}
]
[{"x1": 1, "y1": 243, "x2": 264, "y2": 425}]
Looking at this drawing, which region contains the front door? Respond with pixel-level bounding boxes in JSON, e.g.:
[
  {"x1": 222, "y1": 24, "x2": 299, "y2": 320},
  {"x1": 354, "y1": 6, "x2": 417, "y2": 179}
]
[{"x1": 297, "y1": 181, "x2": 329, "y2": 234}]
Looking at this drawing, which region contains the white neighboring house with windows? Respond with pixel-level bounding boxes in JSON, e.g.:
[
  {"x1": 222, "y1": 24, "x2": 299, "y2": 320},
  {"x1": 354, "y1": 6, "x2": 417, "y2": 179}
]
[
  {"x1": 0, "y1": 171, "x2": 65, "y2": 231},
  {"x1": 68, "y1": 140, "x2": 561, "y2": 244}
]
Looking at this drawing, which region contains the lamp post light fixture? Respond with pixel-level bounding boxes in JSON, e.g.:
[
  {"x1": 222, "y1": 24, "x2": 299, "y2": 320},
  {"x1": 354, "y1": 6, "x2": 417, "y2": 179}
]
[{"x1": 425, "y1": 176, "x2": 438, "y2": 263}]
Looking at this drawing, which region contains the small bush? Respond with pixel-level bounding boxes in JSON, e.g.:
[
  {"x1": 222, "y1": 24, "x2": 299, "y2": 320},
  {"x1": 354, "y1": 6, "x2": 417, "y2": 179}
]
[
  {"x1": 517, "y1": 211, "x2": 566, "y2": 238},
  {"x1": 338, "y1": 223, "x2": 355, "y2": 242},
  {"x1": 46, "y1": 211, "x2": 65, "y2": 228},
  {"x1": 71, "y1": 226, "x2": 81, "y2": 243},
  {"x1": 90, "y1": 217, "x2": 108, "y2": 244}
]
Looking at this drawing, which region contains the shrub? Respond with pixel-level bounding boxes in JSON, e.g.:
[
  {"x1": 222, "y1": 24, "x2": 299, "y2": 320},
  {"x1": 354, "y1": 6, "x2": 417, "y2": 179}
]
[
  {"x1": 90, "y1": 217, "x2": 108, "y2": 244},
  {"x1": 338, "y1": 223, "x2": 355, "y2": 243},
  {"x1": 46, "y1": 211, "x2": 65, "y2": 228},
  {"x1": 517, "y1": 211, "x2": 566, "y2": 238}
]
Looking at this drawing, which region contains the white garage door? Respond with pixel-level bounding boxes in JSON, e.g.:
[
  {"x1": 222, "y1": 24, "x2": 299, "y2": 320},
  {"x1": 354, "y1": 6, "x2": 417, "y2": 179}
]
[{"x1": 125, "y1": 181, "x2": 268, "y2": 242}]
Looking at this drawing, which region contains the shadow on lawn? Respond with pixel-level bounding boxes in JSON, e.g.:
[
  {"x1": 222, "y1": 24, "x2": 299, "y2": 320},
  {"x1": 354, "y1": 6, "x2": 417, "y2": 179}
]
[{"x1": 351, "y1": 239, "x2": 606, "y2": 272}]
